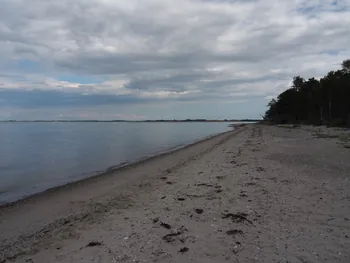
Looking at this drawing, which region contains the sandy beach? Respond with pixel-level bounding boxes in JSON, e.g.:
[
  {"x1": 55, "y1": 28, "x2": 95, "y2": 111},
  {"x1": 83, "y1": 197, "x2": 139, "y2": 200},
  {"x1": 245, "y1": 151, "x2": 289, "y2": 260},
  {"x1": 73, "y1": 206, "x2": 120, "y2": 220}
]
[{"x1": 1, "y1": 124, "x2": 350, "y2": 263}]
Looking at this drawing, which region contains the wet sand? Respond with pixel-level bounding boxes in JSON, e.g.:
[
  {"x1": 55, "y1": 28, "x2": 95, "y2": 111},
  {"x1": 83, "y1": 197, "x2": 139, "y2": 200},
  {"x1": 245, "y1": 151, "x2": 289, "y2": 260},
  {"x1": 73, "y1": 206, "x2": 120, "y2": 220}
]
[{"x1": 1, "y1": 124, "x2": 350, "y2": 263}]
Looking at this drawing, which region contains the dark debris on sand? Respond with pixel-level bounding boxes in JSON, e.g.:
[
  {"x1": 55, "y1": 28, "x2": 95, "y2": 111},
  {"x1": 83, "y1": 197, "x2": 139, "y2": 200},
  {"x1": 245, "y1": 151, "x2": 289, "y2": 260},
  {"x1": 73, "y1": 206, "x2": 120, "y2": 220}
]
[
  {"x1": 162, "y1": 227, "x2": 188, "y2": 243},
  {"x1": 178, "y1": 247, "x2": 189, "y2": 253},
  {"x1": 222, "y1": 212, "x2": 253, "y2": 224},
  {"x1": 160, "y1": 222, "x2": 172, "y2": 229},
  {"x1": 194, "y1": 208, "x2": 204, "y2": 214},
  {"x1": 226, "y1": 229, "x2": 243, "y2": 236},
  {"x1": 86, "y1": 241, "x2": 102, "y2": 247}
]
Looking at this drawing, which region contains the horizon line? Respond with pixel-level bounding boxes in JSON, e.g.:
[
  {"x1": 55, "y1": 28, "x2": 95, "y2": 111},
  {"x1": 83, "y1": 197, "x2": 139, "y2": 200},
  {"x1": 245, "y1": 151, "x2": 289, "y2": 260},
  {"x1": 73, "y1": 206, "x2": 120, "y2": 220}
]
[{"x1": 0, "y1": 119, "x2": 260, "y2": 123}]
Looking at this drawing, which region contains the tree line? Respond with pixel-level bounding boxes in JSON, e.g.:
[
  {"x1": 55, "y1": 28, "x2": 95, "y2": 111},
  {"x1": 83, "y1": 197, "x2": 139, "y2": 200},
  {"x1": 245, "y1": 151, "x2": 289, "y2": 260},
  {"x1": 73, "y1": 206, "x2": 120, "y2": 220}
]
[{"x1": 264, "y1": 59, "x2": 350, "y2": 127}]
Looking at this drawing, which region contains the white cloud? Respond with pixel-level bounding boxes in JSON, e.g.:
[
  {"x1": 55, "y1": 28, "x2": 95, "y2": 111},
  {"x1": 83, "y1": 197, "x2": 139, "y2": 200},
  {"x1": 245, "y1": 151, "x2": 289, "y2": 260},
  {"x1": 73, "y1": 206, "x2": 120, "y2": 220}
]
[{"x1": 0, "y1": 0, "x2": 350, "y2": 105}]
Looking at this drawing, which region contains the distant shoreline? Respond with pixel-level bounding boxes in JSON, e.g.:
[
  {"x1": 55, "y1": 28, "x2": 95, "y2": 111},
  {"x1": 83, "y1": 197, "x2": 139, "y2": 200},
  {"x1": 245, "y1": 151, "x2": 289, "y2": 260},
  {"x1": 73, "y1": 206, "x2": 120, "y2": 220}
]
[{"x1": 0, "y1": 119, "x2": 260, "y2": 123}]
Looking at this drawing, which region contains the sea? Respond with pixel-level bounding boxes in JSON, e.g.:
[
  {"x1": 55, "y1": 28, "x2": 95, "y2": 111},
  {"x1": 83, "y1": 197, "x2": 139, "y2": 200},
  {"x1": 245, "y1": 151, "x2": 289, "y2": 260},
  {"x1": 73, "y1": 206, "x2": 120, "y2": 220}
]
[{"x1": 0, "y1": 122, "x2": 232, "y2": 204}]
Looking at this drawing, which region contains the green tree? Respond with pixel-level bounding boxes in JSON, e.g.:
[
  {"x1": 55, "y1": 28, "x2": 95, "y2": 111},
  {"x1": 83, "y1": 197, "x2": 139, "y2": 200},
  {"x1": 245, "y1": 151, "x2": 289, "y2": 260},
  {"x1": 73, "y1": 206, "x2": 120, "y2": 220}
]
[
  {"x1": 342, "y1": 59, "x2": 350, "y2": 73},
  {"x1": 292, "y1": 76, "x2": 304, "y2": 90},
  {"x1": 264, "y1": 58, "x2": 350, "y2": 127}
]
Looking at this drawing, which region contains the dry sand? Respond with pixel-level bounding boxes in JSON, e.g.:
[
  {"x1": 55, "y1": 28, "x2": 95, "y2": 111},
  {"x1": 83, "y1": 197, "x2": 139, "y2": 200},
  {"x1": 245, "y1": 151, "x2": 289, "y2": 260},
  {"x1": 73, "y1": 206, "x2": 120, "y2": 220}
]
[{"x1": 1, "y1": 124, "x2": 350, "y2": 263}]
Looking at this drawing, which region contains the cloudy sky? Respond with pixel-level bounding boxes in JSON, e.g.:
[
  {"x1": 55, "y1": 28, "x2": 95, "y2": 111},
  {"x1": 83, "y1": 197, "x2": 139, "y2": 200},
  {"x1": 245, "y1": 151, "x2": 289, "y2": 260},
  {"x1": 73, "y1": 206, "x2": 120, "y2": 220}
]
[{"x1": 0, "y1": 0, "x2": 349, "y2": 120}]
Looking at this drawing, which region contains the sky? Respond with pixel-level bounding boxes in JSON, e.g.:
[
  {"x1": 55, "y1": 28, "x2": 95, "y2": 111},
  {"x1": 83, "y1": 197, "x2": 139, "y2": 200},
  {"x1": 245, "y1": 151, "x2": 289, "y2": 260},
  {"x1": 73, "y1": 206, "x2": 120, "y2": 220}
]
[{"x1": 0, "y1": 0, "x2": 350, "y2": 120}]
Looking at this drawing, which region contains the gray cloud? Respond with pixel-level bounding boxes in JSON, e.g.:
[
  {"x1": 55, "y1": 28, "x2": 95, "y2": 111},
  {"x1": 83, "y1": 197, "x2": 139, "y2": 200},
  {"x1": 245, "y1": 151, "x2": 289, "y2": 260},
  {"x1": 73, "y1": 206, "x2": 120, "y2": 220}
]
[
  {"x1": 0, "y1": 0, "x2": 350, "y2": 111},
  {"x1": 0, "y1": 88, "x2": 147, "y2": 108}
]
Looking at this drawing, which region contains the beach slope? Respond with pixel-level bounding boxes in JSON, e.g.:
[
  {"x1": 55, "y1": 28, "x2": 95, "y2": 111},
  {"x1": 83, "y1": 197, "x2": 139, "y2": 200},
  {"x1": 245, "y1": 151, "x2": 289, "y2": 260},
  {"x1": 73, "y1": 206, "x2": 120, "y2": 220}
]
[{"x1": 1, "y1": 125, "x2": 350, "y2": 263}]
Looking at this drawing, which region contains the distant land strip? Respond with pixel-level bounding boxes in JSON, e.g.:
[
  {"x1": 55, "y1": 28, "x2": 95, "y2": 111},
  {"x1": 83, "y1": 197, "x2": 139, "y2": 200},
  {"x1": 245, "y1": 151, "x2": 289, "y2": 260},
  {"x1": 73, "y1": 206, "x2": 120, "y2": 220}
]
[{"x1": 0, "y1": 119, "x2": 260, "y2": 123}]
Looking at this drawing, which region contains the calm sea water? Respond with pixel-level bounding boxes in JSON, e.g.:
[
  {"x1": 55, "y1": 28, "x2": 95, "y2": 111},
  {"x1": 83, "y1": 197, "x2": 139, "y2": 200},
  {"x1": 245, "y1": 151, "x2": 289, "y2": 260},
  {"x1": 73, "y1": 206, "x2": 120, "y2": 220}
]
[{"x1": 0, "y1": 122, "x2": 231, "y2": 204}]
